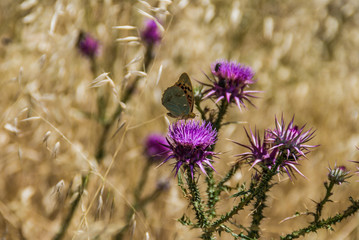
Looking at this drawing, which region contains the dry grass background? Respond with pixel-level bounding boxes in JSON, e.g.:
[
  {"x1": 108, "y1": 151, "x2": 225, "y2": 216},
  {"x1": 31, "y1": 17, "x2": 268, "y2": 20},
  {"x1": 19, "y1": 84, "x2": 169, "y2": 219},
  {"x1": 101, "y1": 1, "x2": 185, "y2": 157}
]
[{"x1": 1, "y1": 0, "x2": 359, "y2": 239}]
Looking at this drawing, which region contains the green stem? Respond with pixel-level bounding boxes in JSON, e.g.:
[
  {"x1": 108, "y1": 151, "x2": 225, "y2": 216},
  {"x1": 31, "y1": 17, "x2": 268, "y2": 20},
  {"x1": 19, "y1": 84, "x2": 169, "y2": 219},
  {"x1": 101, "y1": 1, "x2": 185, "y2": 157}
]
[
  {"x1": 209, "y1": 159, "x2": 282, "y2": 232},
  {"x1": 217, "y1": 162, "x2": 240, "y2": 190},
  {"x1": 206, "y1": 158, "x2": 241, "y2": 223},
  {"x1": 213, "y1": 100, "x2": 228, "y2": 132},
  {"x1": 248, "y1": 171, "x2": 271, "y2": 238},
  {"x1": 204, "y1": 100, "x2": 229, "y2": 219},
  {"x1": 201, "y1": 232, "x2": 216, "y2": 240},
  {"x1": 186, "y1": 168, "x2": 209, "y2": 229},
  {"x1": 313, "y1": 181, "x2": 335, "y2": 223},
  {"x1": 281, "y1": 198, "x2": 359, "y2": 240},
  {"x1": 53, "y1": 175, "x2": 89, "y2": 240},
  {"x1": 205, "y1": 169, "x2": 217, "y2": 219},
  {"x1": 185, "y1": 170, "x2": 215, "y2": 240},
  {"x1": 219, "y1": 224, "x2": 253, "y2": 240},
  {"x1": 177, "y1": 171, "x2": 188, "y2": 196},
  {"x1": 212, "y1": 162, "x2": 240, "y2": 206},
  {"x1": 195, "y1": 97, "x2": 206, "y2": 121}
]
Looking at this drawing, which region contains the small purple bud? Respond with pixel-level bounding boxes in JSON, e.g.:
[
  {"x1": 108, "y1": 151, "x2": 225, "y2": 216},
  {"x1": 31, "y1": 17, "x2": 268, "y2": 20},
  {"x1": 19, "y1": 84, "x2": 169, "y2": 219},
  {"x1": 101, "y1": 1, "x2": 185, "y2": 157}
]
[
  {"x1": 140, "y1": 19, "x2": 162, "y2": 46},
  {"x1": 328, "y1": 165, "x2": 350, "y2": 185},
  {"x1": 77, "y1": 31, "x2": 100, "y2": 59},
  {"x1": 144, "y1": 133, "x2": 169, "y2": 163}
]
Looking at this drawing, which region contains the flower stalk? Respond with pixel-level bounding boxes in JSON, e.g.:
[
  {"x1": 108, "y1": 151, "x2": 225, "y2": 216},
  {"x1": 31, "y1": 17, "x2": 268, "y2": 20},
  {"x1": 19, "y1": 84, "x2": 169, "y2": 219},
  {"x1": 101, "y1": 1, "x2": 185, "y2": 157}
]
[
  {"x1": 281, "y1": 198, "x2": 359, "y2": 240},
  {"x1": 313, "y1": 181, "x2": 335, "y2": 223},
  {"x1": 213, "y1": 99, "x2": 229, "y2": 132},
  {"x1": 205, "y1": 169, "x2": 217, "y2": 219},
  {"x1": 209, "y1": 157, "x2": 281, "y2": 232},
  {"x1": 186, "y1": 168, "x2": 210, "y2": 229}
]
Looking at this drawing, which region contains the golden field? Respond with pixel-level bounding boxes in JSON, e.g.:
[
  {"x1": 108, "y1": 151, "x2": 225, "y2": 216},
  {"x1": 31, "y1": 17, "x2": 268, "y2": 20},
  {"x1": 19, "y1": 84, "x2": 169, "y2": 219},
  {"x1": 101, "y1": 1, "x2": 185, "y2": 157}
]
[{"x1": 0, "y1": 0, "x2": 359, "y2": 239}]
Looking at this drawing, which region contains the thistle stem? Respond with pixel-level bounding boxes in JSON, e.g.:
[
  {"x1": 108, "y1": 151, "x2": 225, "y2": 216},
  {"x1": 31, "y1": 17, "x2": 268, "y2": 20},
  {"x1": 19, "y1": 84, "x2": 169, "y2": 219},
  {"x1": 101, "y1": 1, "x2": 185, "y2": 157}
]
[
  {"x1": 217, "y1": 162, "x2": 240, "y2": 190},
  {"x1": 205, "y1": 169, "x2": 217, "y2": 219},
  {"x1": 184, "y1": 169, "x2": 216, "y2": 239},
  {"x1": 313, "y1": 181, "x2": 335, "y2": 223},
  {"x1": 195, "y1": 98, "x2": 206, "y2": 121},
  {"x1": 204, "y1": 100, "x2": 229, "y2": 219},
  {"x1": 248, "y1": 172, "x2": 271, "y2": 238},
  {"x1": 219, "y1": 224, "x2": 253, "y2": 240},
  {"x1": 186, "y1": 168, "x2": 209, "y2": 228},
  {"x1": 281, "y1": 198, "x2": 359, "y2": 240},
  {"x1": 209, "y1": 159, "x2": 281, "y2": 232},
  {"x1": 206, "y1": 162, "x2": 241, "y2": 220},
  {"x1": 211, "y1": 162, "x2": 240, "y2": 208},
  {"x1": 213, "y1": 100, "x2": 228, "y2": 132}
]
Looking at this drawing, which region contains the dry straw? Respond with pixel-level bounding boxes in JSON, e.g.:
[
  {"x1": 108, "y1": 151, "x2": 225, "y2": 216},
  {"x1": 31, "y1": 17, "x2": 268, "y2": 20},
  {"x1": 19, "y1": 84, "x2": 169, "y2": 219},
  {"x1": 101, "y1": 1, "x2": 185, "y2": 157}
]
[{"x1": 0, "y1": 0, "x2": 359, "y2": 239}]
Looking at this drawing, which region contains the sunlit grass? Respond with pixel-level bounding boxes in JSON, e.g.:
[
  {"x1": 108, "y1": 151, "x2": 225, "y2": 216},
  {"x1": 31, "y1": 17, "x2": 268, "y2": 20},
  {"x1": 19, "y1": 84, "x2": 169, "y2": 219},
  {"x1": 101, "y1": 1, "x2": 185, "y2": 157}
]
[{"x1": 0, "y1": 0, "x2": 359, "y2": 239}]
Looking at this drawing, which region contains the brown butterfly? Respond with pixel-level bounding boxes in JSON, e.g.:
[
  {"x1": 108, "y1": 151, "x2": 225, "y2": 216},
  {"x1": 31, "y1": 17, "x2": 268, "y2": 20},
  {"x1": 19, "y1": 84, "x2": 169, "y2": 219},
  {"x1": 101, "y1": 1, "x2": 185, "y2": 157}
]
[{"x1": 161, "y1": 73, "x2": 196, "y2": 119}]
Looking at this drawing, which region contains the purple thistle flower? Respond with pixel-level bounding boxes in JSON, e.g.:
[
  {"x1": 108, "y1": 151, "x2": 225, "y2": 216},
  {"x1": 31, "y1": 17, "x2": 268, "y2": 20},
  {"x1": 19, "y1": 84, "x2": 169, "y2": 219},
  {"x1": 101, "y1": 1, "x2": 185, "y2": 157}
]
[
  {"x1": 328, "y1": 164, "x2": 351, "y2": 185},
  {"x1": 140, "y1": 19, "x2": 162, "y2": 46},
  {"x1": 202, "y1": 60, "x2": 259, "y2": 110},
  {"x1": 264, "y1": 116, "x2": 318, "y2": 179},
  {"x1": 77, "y1": 31, "x2": 100, "y2": 59},
  {"x1": 144, "y1": 133, "x2": 169, "y2": 163},
  {"x1": 162, "y1": 120, "x2": 217, "y2": 179},
  {"x1": 266, "y1": 116, "x2": 318, "y2": 161},
  {"x1": 235, "y1": 128, "x2": 278, "y2": 170},
  {"x1": 235, "y1": 116, "x2": 318, "y2": 179}
]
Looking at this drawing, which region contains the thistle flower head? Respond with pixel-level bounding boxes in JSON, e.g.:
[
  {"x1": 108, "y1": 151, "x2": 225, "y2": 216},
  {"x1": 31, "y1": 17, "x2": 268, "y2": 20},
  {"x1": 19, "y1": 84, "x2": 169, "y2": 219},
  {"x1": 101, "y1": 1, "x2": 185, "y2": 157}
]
[
  {"x1": 141, "y1": 19, "x2": 162, "y2": 45},
  {"x1": 235, "y1": 128, "x2": 278, "y2": 170},
  {"x1": 263, "y1": 116, "x2": 318, "y2": 178},
  {"x1": 202, "y1": 60, "x2": 258, "y2": 110},
  {"x1": 77, "y1": 31, "x2": 100, "y2": 58},
  {"x1": 328, "y1": 164, "x2": 350, "y2": 185},
  {"x1": 144, "y1": 133, "x2": 169, "y2": 162},
  {"x1": 236, "y1": 116, "x2": 318, "y2": 179},
  {"x1": 266, "y1": 116, "x2": 318, "y2": 161},
  {"x1": 162, "y1": 120, "x2": 217, "y2": 178}
]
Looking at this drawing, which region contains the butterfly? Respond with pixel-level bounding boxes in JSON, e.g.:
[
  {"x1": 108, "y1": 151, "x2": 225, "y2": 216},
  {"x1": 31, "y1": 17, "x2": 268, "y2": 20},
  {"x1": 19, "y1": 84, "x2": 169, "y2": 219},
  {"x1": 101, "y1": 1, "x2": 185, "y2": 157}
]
[{"x1": 161, "y1": 73, "x2": 196, "y2": 119}]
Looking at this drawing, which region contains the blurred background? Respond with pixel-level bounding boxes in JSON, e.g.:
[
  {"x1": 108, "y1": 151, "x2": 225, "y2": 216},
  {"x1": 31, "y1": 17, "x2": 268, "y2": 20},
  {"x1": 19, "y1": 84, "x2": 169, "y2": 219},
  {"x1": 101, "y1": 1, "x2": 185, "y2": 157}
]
[{"x1": 1, "y1": 0, "x2": 359, "y2": 239}]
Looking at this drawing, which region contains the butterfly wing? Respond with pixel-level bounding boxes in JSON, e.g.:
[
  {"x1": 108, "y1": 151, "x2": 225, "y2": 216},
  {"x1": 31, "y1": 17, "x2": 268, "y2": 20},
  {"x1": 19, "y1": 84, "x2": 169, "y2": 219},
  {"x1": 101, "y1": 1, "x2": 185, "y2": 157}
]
[
  {"x1": 161, "y1": 86, "x2": 191, "y2": 118},
  {"x1": 175, "y1": 73, "x2": 194, "y2": 113}
]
